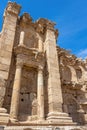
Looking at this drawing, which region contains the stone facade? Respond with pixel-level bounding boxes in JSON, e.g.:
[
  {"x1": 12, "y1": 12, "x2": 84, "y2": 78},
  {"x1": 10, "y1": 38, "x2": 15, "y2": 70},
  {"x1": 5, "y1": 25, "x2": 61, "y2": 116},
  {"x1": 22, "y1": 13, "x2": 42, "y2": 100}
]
[{"x1": 0, "y1": 2, "x2": 87, "y2": 130}]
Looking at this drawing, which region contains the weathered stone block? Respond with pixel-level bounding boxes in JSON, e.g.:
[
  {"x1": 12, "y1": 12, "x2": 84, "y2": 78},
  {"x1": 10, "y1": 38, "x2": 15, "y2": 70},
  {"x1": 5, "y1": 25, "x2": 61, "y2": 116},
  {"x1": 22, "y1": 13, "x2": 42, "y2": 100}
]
[{"x1": 0, "y1": 70, "x2": 8, "y2": 79}]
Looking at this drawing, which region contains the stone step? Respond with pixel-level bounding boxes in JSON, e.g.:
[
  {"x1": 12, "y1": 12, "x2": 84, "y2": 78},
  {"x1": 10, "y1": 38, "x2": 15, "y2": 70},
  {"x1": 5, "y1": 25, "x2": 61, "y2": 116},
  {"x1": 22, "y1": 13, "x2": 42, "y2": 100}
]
[
  {"x1": 2, "y1": 126, "x2": 87, "y2": 130},
  {"x1": 4, "y1": 126, "x2": 53, "y2": 130}
]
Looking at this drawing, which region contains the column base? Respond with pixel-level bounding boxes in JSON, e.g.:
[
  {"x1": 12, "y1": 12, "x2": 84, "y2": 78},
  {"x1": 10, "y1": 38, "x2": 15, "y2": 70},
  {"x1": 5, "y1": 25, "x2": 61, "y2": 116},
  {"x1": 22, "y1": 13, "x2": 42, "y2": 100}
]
[
  {"x1": 84, "y1": 114, "x2": 87, "y2": 124},
  {"x1": 37, "y1": 117, "x2": 45, "y2": 123},
  {"x1": 9, "y1": 118, "x2": 19, "y2": 124},
  {"x1": 46, "y1": 112, "x2": 75, "y2": 125},
  {"x1": 0, "y1": 108, "x2": 9, "y2": 125}
]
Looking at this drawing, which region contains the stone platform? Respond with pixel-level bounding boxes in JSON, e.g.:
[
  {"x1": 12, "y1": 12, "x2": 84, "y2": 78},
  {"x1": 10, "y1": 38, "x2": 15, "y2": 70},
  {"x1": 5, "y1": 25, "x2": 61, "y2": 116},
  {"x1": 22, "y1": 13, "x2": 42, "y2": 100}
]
[{"x1": 2, "y1": 125, "x2": 87, "y2": 130}]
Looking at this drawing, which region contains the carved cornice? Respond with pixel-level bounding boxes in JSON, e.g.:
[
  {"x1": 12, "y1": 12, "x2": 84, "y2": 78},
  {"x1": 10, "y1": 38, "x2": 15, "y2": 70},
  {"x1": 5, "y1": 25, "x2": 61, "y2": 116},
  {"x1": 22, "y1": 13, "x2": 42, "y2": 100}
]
[
  {"x1": 38, "y1": 65, "x2": 44, "y2": 71},
  {"x1": 59, "y1": 54, "x2": 76, "y2": 67},
  {"x1": 5, "y1": 2, "x2": 21, "y2": 16},
  {"x1": 34, "y1": 22, "x2": 44, "y2": 34},
  {"x1": 19, "y1": 13, "x2": 34, "y2": 26},
  {"x1": 35, "y1": 18, "x2": 58, "y2": 37},
  {"x1": 57, "y1": 46, "x2": 87, "y2": 68},
  {"x1": 16, "y1": 57, "x2": 23, "y2": 68},
  {"x1": 62, "y1": 80, "x2": 83, "y2": 90},
  {"x1": 79, "y1": 100, "x2": 87, "y2": 105},
  {"x1": 14, "y1": 46, "x2": 45, "y2": 68},
  {"x1": 14, "y1": 45, "x2": 44, "y2": 58}
]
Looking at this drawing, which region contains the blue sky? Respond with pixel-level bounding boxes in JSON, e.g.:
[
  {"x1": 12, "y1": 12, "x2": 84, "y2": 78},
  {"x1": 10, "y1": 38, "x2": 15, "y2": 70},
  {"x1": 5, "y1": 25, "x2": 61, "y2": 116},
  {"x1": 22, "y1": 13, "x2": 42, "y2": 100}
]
[{"x1": 0, "y1": 0, "x2": 87, "y2": 59}]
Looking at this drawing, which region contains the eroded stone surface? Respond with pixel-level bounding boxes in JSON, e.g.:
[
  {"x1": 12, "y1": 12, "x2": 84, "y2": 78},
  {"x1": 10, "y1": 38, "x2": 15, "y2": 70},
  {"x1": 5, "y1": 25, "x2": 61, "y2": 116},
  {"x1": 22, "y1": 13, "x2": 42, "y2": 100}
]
[{"x1": 0, "y1": 1, "x2": 87, "y2": 129}]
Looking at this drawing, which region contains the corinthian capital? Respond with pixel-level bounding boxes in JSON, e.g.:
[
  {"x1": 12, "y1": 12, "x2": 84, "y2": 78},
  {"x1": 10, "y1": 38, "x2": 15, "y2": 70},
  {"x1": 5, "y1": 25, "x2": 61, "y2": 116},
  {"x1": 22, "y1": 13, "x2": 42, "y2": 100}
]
[
  {"x1": 38, "y1": 65, "x2": 44, "y2": 72},
  {"x1": 16, "y1": 57, "x2": 23, "y2": 68},
  {"x1": 5, "y1": 2, "x2": 21, "y2": 16}
]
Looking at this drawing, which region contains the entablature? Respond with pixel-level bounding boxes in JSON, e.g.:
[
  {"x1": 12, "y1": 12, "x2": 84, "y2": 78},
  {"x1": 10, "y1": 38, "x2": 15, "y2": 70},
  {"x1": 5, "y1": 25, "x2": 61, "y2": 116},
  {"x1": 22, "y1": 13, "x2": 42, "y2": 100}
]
[
  {"x1": 14, "y1": 45, "x2": 45, "y2": 69},
  {"x1": 57, "y1": 46, "x2": 87, "y2": 70},
  {"x1": 57, "y1": 46, "x2": 87, "y2": 90},
  {"x1": 5, "y1": 2, "x2": 21, "y2": 16},
  {"x1": 61, "y1": 80, "x2": 83, "y2": 90}
]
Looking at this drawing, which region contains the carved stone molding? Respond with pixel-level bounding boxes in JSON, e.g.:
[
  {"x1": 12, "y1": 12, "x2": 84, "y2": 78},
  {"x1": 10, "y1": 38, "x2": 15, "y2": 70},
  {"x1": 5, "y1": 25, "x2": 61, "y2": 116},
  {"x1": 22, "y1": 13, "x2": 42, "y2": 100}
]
[
  {"x1": 35, "y1": 23, "x2": 44, "y2": 34},
  {"x1": 5, "y1": 2, "x2": 21, "y2": 16},
  {"x1": 0, "y1": 78, "x2": 6, "y2": 107},
  {"x1": 14, "y1": 46, "x2": 45, "y2": 69},
  {"x1": 20, "y1": 13, "x2": 33, "y2": 26},
  {"x1": 16, "y1": 57, "x2": 23, "y2": 68},
  {"x1": 62, "y1": 80, "x2": 82, "y2": 90},
  {"x1": 35, "y1": 18, "x2": 58, "y2": 38},
  {"x1": 38, "y1": 65, "x2": 44, "y2": 72}
]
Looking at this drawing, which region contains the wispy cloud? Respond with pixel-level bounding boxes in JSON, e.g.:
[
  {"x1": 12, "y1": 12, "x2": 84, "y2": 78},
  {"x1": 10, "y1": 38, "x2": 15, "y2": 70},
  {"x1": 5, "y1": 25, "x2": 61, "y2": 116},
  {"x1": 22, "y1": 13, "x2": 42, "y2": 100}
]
[{"x1": 76, "y1": 49, "x2": 87, "y2": 59}]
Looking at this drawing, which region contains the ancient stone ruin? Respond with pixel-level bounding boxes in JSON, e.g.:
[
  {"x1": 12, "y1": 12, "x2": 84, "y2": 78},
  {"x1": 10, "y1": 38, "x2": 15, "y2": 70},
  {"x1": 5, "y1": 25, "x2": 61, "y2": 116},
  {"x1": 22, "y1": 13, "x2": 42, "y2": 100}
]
[{"x1": 0, "y1": 2, "x2": 87, "y2": 130}]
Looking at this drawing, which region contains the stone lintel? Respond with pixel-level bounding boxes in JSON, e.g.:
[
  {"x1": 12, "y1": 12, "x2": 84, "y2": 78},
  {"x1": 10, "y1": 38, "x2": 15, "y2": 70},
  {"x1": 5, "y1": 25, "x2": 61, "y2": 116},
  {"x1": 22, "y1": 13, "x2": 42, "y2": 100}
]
[
  {"x1": 14, "y1": 46, "x2": 39, "y2": 56},
  {"x1": 14, "y1": 46, "x2": 44, "y2": 66}
]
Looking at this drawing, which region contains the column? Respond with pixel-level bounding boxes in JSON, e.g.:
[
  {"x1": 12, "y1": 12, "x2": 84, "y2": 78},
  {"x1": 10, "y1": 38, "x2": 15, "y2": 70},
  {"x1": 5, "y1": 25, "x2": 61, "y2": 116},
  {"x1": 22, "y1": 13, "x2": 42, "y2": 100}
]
[
  {"x1": 19, "y1": 31, "x2": 25, "y2": 46},
  {"x1": 44, "y1": 21, "x2": 73, "y2": 123},
  {"x1": 44, "y1": 26, "x2": 63, "y2": 117},
  {"x1": 0, "y1": 2, "x2": 21, "y2": 123},
  {"x1": 37, "y1": 67, "x2": 44, "y2": 120},
  {"x1": 68, "y1": 66, "x2": 78, "y2": 82},
  {"x1": 37, "y1": 33, "x2": 43, "y2": 52},
  {"x1": 35, "y1": 19, "x2": 73, "y2": 124},
  {"x1": 38, "y1": 38, "x2": 43, "y2": 52},
  {"x1": 10, "y1": 63, "x2": 22, "y2": 120}
]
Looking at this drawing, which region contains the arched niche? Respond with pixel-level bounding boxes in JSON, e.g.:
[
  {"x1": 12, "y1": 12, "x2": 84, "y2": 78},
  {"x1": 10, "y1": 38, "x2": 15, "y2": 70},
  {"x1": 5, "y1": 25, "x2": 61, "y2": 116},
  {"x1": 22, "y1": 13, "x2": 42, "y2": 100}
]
[
  {"x1": 18, "y1": 66, "x2": 37, "y2": 121},
  {"x1": 75, "y1": 67, "x2": 82, "y2": 81},
  {"x1": 63, "y1": 94, "x2": 84, "y2": 124},
  {"x1": 19, "y1": 28, "x2": 39, "y2": 49},
  {"x1": 67, "y1": 66, "x2": 77, "y2": 82},
  {"x1": 79, "y1": 66, "x2": 87, "y2": 81},
  {"x1": 24, "y1": 33, "x2": 38, "y2": 48},
  {"x1": 61, "y1": 66, "x2": 71, "y2": 82}
]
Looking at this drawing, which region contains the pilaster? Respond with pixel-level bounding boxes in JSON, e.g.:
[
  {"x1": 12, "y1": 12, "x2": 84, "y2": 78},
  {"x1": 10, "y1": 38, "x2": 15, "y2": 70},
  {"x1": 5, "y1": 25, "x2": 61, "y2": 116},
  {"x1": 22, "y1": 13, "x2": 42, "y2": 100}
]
[
  {"x1": 0, "y1": 1, "x2": 21, "y2": 101},
  {"x1": 0, "y1": 2, "x2": 21, "y2": 124},
  {"x1": 44, "y1": 20, "x2": 73, "y2": 124},
  {"x1": 44, "y1": 22, "x2": 63, "y2": 114}
]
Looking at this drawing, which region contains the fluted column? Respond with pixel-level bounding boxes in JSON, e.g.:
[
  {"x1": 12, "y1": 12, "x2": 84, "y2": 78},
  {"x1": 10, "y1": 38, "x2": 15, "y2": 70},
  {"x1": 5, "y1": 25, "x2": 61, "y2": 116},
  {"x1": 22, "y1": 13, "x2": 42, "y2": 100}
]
[
  {"x1": 10, "y1": 63, "x2": 22, "y2": 119},
  {"x1": 37, "y1": 67, "x2": 44, "y2": 120}
]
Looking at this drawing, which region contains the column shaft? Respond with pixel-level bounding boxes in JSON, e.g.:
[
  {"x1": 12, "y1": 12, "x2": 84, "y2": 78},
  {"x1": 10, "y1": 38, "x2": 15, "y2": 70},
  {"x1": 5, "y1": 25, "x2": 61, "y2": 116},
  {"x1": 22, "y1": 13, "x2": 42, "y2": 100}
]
[
  {"x1": 38, "y1": 39, "x2": 43, "y2": 52},
  {"x1": 45, "y1": 29, "x2": 63, "y2": 114},
  {"x1": 10, "y1": 65, "x2": 22, "y2": 119},
  {"x1": 19, "y1": 31, "x2": 25, "y2": 46},
  {"x1": 37, "y1": 68, "x2": 44, "y2": 120}
]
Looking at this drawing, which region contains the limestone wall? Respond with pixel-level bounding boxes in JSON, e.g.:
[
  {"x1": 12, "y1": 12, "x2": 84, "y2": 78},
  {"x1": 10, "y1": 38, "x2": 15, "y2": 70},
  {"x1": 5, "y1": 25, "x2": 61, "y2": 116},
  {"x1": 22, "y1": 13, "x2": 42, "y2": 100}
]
[
  {"x1": 0, "y1": 2, "x2": 21, "y2": 109},
  {"x1": 0, "y1": 1, "x2": 87, "y2": 126},
  {"x1": 57, "y1": 46, "x2": 87, "y2": 124}
]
